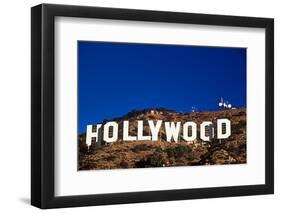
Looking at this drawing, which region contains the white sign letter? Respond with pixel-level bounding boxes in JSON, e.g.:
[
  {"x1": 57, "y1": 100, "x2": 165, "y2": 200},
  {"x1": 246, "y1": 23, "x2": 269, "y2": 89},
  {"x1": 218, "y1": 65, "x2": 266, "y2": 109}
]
[
  {"x1": 164, "y1": 122, "x2": 181, "y2": 142},
  {"x1": 183, "y1": 122, "x2": 197, "y2": 141},
  {"x1": 103, "y1": 122, "x2": 118, "y2": 143},
  {"x1": 148, "y1": 120, "x2": 162, "y2": 141},
  {"x1": 123, "y1": 120, "x2": 137, "y2": 141},
  {"x1": 217, "y1": 119, "x2": 231, "y2": 139},
  {"x1": 137, "y1": 120, "x2": 151, "y2": 140},
  {"x1": 200, "y1": 121, "x2": 214, "y2": 142},
  {"x1": 86, "y1": 124, "x2": 102, "y2": 147}
]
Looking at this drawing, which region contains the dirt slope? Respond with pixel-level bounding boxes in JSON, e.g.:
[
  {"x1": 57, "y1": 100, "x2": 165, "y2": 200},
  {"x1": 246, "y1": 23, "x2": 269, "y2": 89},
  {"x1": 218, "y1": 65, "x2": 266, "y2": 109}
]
[{"x1": 78, "y1": 108, "x2": 246, "y2": 170}]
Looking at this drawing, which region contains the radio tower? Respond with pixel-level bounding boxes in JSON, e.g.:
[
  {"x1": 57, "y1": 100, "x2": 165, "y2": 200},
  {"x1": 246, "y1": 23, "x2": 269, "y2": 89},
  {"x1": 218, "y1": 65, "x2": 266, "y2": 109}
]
[{"x1": 218, "y1": 97, "x2": 232, "y2": 110}]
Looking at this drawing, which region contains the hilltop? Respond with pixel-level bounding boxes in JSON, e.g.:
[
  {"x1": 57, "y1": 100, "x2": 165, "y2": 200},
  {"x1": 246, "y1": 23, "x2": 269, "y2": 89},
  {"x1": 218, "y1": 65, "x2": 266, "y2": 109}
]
[{"x1": 78, "y1": 108, "x2": 246, "y2": 170}]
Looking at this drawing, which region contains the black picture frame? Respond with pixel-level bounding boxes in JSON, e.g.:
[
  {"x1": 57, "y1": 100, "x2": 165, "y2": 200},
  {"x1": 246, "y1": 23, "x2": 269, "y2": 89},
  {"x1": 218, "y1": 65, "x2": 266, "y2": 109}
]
[{"x1": 31, "y1": 3, "x2": 274, "y2": 209}]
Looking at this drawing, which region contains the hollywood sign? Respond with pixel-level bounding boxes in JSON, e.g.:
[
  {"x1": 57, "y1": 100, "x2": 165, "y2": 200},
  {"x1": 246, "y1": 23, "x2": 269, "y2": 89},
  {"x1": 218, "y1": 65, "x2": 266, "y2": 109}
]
[{"x1": 85, "y1": 119, "x2": 231, "y2": 147}]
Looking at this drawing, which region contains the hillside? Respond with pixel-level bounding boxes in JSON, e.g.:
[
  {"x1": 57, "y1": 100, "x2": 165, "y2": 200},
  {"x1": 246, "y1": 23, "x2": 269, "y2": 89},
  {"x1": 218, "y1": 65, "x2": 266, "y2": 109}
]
[{"x1": 78, "y1": 108, "x2": 246, "y2": 170}]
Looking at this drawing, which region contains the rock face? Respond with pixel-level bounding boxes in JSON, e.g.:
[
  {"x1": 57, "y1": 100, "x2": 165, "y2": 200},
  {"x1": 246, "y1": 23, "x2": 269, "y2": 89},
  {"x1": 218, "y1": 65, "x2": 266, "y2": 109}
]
[{"x1": 78, "y1": 108, "x2": 246, "y2": 170}]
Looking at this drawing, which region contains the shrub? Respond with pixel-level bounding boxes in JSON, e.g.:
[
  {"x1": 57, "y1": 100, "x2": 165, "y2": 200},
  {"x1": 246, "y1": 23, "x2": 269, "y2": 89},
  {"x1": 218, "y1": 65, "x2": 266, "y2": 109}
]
[
  {"x1": 148, "y1": 152, "x2": 167, "y2": 167},
  {"x1": 106, "y1": 155, "x2": 116, "y2": 161},
  {"x1": 79, "y1": 141, "x2": 88, "y2": 154},
  {"x1": 135, "y1": 152, "x2": 167, "y2": 168},
  {"x1": 120, "y1": 160, "x2": 129, "y2": 168},
  {"x1": 155, "y1": 146, "x2": 163, "y2": 153},
  {"x1": 231, "y1": 124, "x2": 243, "y2": 134},
  {"x1": 132, "y1": 144, "x2": 150, "y2": 152},
  {"x1": 166, "y1": 145, "x2": 192, "y2": 158}
]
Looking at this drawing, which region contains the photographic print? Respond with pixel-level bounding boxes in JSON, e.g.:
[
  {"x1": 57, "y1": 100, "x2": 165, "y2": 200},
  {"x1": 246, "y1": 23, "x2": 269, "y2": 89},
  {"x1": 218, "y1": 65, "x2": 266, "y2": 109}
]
[
  {"x1": 31, "y1": 4, "x2": 274, "y2": 208},
  {"x1": 78, "y1": 41, "x2": 246, "y2": 170}
]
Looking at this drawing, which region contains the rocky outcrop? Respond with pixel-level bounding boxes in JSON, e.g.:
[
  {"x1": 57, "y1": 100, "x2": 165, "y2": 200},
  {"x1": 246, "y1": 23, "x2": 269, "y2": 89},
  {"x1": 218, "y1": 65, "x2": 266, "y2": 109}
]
[{"x1": 79, "y1": 108, "x2": 246, "y2": 170}]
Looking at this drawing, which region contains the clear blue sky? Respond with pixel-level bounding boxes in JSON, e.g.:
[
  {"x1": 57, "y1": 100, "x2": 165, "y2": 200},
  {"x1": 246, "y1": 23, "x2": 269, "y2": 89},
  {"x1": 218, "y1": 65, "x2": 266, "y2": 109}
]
[{"x1": 78, "y1": 41, "x2": 246, "y2": 134}]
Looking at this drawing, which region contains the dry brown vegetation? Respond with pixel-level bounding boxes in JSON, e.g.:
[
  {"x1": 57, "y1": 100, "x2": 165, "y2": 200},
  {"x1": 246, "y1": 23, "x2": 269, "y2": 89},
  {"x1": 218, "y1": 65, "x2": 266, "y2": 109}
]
[{"x1": 78, "y1": 108, "x2": 246, "y2": 170}]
